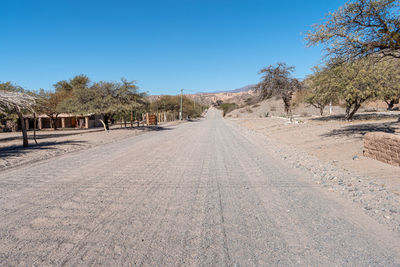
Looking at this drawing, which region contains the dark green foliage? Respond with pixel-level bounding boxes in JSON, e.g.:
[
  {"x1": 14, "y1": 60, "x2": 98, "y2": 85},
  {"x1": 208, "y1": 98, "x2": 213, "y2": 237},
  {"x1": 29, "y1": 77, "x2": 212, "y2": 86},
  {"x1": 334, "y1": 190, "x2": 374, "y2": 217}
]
[
  {"x1": 57, "y1": 76, "x2": 148, "y2": 129},
  {"x1": 219, "y1": 103, "x2": 237, "y2": 116},
  {"x1": 151, "y1": 95, "x2": 205, "y2": 119}
]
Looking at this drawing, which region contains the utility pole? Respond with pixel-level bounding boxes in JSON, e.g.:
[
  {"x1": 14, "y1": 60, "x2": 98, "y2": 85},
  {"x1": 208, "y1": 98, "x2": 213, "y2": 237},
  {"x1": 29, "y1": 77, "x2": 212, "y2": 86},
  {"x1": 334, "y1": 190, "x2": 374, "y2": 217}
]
[{"x1": 179, "y1": 89, "x2": 183, "y2": 120}]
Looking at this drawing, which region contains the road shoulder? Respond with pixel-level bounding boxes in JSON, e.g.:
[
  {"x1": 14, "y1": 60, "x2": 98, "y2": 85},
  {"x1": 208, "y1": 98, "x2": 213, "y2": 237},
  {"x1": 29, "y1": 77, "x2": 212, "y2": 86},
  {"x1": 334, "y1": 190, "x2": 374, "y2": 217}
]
[{"x1": 227, "y1": 117, "x2": 400, "y2": 234}]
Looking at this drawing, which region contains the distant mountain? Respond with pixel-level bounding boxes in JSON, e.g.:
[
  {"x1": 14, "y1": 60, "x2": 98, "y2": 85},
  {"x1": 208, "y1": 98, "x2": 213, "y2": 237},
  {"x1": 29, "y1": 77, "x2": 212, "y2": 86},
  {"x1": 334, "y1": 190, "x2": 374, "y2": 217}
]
[{"x1": 206, "y1": 84, "x2": 256, "y2": 94}]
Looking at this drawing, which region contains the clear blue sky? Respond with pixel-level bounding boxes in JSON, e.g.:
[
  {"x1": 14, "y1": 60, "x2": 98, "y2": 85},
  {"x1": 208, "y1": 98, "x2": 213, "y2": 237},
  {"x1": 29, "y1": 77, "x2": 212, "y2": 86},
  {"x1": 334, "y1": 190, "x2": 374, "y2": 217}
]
[{"x1": 0, "y1": 0, "x2": 346, "y2": 95}]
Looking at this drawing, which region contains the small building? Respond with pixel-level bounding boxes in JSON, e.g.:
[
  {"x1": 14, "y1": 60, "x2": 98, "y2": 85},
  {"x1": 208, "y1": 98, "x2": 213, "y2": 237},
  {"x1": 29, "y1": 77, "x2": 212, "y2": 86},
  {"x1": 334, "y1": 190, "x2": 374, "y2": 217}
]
[
  {"x1": 35, "y1": 113, "x2": 104, "y2": 130},
  {"x1": 3, "y1": 113, "x2": 104, "y2": 131}
]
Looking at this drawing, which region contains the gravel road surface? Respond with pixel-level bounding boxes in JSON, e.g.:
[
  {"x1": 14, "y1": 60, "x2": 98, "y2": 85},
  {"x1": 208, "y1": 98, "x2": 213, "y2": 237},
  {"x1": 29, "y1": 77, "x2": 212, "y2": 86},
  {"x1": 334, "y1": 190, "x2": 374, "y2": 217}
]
[{"x1": 1, "y1": 108, "x2": 400, "y2": 266}]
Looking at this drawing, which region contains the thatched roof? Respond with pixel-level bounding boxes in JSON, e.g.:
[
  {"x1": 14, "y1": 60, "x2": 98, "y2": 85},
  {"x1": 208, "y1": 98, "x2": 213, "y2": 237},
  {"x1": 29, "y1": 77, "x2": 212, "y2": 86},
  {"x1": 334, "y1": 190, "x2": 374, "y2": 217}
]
[{"x1": 0, "y1": 91, "x2": 35, "y2": 113}]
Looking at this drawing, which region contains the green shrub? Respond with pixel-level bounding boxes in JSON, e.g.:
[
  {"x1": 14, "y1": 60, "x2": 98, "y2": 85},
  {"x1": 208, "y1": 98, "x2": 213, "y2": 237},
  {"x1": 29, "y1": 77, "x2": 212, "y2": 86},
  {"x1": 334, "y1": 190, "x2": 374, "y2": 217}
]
[{"x1": 219, "y1": 103, "x2": 238, "y2": 116}]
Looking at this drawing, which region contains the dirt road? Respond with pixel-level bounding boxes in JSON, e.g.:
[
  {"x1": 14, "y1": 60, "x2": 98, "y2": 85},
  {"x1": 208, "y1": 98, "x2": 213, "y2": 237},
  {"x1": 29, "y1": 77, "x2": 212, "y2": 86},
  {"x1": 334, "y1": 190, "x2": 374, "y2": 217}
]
[{"x1": 1, "y1": 108, "x2": 400, "y2": 266}]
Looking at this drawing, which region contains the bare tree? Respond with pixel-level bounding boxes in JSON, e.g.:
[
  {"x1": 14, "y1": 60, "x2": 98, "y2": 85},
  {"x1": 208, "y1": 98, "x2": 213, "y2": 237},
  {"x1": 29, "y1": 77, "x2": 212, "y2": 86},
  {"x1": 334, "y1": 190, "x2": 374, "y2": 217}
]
[
  {"x1": 306, "y1": 0, "x2": 400, "y2": 62},
  {"x1": 257, "y1": 62, "x2": 302, "y2": 116}
]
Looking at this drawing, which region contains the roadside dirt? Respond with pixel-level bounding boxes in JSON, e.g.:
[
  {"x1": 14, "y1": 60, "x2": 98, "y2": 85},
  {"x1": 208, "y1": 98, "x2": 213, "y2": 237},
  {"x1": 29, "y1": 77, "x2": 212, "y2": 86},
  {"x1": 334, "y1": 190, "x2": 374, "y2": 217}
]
[
  {"x1": 0, "y1": 121, "x2": 183, "y2": 171},
  {"x1": 230, "y1": 116, "x2": 400, "y2": 192}
]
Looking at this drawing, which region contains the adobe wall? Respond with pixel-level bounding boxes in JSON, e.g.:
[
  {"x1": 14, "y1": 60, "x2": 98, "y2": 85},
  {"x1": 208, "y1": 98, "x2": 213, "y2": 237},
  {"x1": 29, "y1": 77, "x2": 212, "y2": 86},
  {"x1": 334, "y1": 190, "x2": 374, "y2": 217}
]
[{"x1": 364, "y1": 132, "x2": 400, "y2": 167}]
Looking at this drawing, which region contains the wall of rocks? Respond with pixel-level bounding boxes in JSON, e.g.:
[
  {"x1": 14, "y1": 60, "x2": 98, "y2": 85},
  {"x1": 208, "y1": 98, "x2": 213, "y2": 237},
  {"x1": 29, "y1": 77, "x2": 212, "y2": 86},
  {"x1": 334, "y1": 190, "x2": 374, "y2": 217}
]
[{"x1": 364, "y1": 132, "x2": 400, "y2": 167}]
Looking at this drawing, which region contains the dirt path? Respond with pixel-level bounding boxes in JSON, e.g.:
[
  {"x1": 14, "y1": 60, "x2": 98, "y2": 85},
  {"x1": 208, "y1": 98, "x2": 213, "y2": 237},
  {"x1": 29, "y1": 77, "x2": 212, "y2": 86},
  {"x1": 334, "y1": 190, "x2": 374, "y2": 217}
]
[{"x1": 1, "y1": 108, "x2": 399, "y2": 266}]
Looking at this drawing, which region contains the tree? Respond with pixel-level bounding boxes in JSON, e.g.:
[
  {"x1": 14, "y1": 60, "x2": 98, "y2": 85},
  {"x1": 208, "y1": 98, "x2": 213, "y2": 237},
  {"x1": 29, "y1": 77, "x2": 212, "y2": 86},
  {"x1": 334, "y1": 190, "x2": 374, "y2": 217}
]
[
  {"x1": 60, "y1": 77, "x2": 148, "y2": 131},
  {"x1": 150, "y1": 95, "x2": 204, "y2": 119},
  {"x1": 375, "y1": 58, "x2": 400, "y2": 110},
  {"x1": 62, "y1": 81, "x2": 115, "y2": 130},
  {"x1": 327, "y1": 57, "x2": 382, "y2": 120},
  {"x1": 306, "y1": 56, "x2": 400, "y2": 119},
  {"x1": 0, "y1": 82, "x2": 35, "y2": 147},
  {"x1": 36, "y1": 90, "x2": 67, "y2": 130},
  {"x1": 54, "y1": 74, "x2": 90, "y2": 95},
  {"x1": 381, "y1": 89, "x2": 400, "y2": 110},
  {"x1": 256, "y1": 62, "x2": 302, "y2": 116},
  {"x1": 305, "y1": 67, "x2": 340, "y2": 116},
  {"x1": 306, "y1": 0, "x2": 400, "y2": 62},
  {"x1": 114, "y1": 79, "x2": 148, "y2": 127}
]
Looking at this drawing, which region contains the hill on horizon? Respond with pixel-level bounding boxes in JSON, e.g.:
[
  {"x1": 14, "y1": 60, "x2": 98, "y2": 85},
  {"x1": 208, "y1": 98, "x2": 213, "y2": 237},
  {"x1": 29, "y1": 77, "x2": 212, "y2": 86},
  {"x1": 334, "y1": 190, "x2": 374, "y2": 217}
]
[{"x1": 204, "y1": 84, "x2": 256, "y2": 94}]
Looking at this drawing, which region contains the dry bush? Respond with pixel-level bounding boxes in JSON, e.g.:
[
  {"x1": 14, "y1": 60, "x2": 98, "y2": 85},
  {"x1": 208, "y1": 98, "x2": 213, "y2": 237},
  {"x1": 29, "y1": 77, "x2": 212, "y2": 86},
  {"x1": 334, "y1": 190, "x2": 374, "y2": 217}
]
[{"x1": 244, "y1": 97, "x2": 259, "y2": 106}]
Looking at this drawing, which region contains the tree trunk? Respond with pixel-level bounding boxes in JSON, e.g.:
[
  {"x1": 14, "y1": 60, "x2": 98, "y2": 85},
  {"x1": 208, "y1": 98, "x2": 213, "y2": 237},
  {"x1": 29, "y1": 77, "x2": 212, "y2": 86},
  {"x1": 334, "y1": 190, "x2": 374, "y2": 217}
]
[
  {"x1": 49, "y1": 116, "x2": 58, "y2": 130},
  {"x1": 345, "y1": 104, "x2": 351, "y2": 120},
  {"x1": 386, "y1": 99, "x2": 396, "y2": 111},
  {"x1": 99, "y1": 120, "x2": 108, "y2": 132},
  {"x1": 283, "y1": 98, "x2": 291, "y2": 116},
  {"x1": 345, "y1": 102, "x2": 361, "y2": 120},
  {"x1": 33, "y1": 112, "x2": 38, "y2": 145},
  {"x1": 100, "y1": 114, "x2": 110, "y2": 131},
  {"x1": 16, "y1": 106, "x2": 28, "y2": 147},
  {"x1": 282, "y1": 93, "x2": 293, "y2": 117},
  {"x1": 131, "y1": 111, "x2": 134, "y2": 128},
  {"x1": 53, "y1": 115, "x2": 59, "y2": 130},
  {"x1": 319, "y1": 106, "x2": 324, "y2": 116}
]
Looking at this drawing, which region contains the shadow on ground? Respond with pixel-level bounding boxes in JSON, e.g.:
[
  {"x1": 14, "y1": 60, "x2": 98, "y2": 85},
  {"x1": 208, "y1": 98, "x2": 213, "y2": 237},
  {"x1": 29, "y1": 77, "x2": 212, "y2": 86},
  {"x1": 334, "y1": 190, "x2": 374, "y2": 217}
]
[
  {"x1": 321, "y1": 121, "x2": 399, "y2": 139},
  {"x1": 0, "y1": 129, "x2": 105, "y2": 142},
  {"x1": 109, "y1": 125, "x2": 174, "y2": 132},
  {"x1": 0, "y1": 140, "x2": 88, "y2": 158},
  {"x1": 311, "y1": 113, "x2": 400, "y2": 122},
  {"x1": 0, "y1": 125, "x2": 175, "y2": 143}
]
